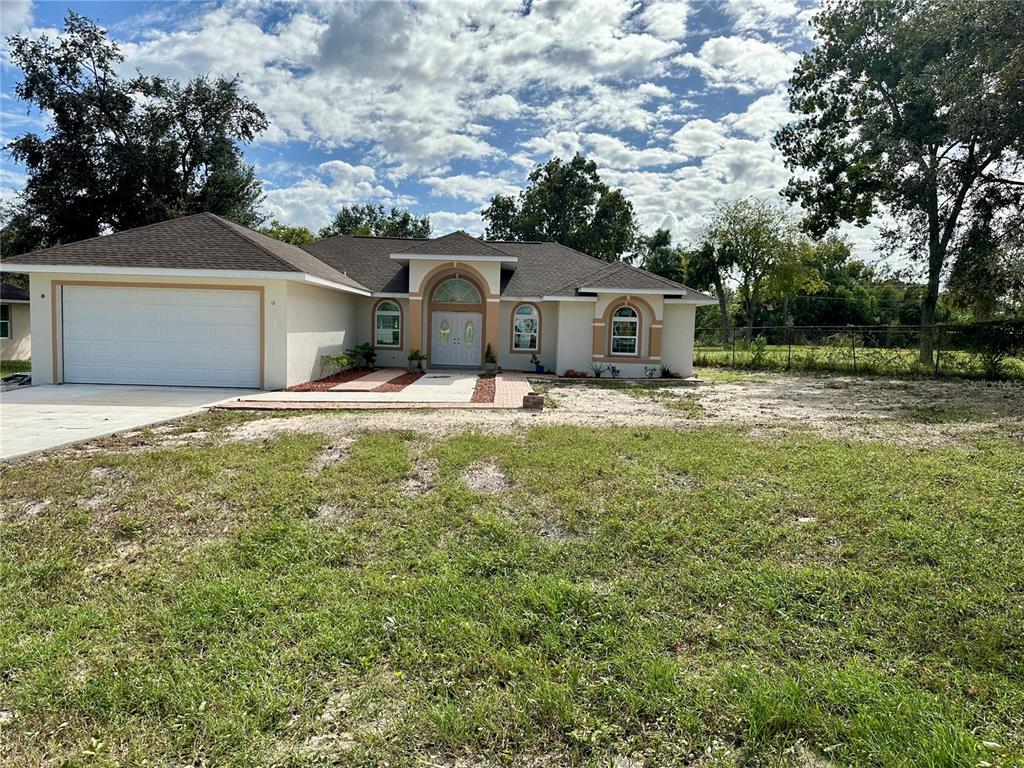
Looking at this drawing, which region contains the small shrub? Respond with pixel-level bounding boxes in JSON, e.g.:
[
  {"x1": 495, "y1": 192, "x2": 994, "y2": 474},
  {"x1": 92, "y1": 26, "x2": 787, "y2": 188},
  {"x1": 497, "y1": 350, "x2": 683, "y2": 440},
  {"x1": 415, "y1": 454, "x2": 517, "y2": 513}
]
[
  {"x1": 660, "y1": 365, "x2": 680, "y2": 379},
  {"x1": 750, "y1": 335, "x2": 769, "y2": 366},
  {"x1": 643, "y1": 366, "x2": 657, "y2": 379},
  {"x1": 319, "y1": 352, "x2": 352, "y2": 377},
  {"x1": 562, "y1": 368, "x2": 589, "y2": 378},
  {"x1": 346, "y1": 343, "x2": 377, "y2": 370},
  {"x1": 589, "y1": 362, "x2": 608, "y2": 378},
  {"x1": 609, "y1": 365, "x2": 621, "y2": 379}
]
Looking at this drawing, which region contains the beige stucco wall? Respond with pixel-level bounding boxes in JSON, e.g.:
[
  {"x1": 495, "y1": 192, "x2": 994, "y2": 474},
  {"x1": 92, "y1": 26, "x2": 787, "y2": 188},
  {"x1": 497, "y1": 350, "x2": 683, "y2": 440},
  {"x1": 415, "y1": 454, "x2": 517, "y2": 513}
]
[
  {"x1": 1, "y1": 302, "x2": 31, "y2": 361},
  {"x1": 408, "y1": 259, "x2": 502, "y2": 296},
  {"x1": 28, "y1": 272, "x2": 293, "y2": 389},
  {"x1": 497, "y1": 300, "x2": 558, "y2": 371},
  {"x1": 554, "y1": 301, "x2": 596, "y2": 375},
  {"x1": 285, "y1": 281, "x2": 359, "y2": 387},
  {"x1": 660, "y1": 303, "x2": 696, "y2": 378}
]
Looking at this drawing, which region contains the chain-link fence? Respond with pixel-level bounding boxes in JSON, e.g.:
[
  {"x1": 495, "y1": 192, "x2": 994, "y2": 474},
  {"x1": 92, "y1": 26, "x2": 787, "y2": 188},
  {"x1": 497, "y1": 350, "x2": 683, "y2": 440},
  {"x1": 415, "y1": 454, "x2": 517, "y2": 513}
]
[{"x1": 694, "y1": 324, "x2": 1024, "y2": 379}]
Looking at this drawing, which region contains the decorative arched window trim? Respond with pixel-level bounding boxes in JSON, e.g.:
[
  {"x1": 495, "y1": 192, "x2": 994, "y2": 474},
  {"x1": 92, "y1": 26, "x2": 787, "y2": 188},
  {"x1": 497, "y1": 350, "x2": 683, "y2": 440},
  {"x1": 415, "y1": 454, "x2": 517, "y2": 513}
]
[
  {"x1": 510, "y1": 302, "x2": 541, "y2": 353},
  {"x1": 373, "y1": 299, "x2": 403, "y2": 348},
  {"x1": 609, "y1": 304, "x2": 640, "y2": 356}
]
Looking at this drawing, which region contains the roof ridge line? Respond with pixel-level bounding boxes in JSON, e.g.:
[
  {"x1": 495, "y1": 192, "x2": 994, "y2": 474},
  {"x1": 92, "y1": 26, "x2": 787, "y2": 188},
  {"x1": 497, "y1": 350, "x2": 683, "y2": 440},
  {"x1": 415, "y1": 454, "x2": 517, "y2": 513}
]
[{"x1": 205, "y1": 213, "x2": 301, "y2": 274}]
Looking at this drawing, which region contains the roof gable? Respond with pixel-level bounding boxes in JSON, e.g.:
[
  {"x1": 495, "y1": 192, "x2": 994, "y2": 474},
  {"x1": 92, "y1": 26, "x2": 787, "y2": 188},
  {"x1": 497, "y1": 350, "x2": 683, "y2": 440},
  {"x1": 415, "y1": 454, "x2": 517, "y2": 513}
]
[{"x1": 393, "y1": 231, "x2": 512, "y2": 258}]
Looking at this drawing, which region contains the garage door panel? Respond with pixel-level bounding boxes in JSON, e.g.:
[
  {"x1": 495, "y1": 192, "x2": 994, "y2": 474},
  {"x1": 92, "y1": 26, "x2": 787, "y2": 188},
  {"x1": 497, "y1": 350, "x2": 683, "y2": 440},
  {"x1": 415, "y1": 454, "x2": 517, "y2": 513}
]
[{"x1": 62, "y1": 285, "x2": 260, "y2": 387}]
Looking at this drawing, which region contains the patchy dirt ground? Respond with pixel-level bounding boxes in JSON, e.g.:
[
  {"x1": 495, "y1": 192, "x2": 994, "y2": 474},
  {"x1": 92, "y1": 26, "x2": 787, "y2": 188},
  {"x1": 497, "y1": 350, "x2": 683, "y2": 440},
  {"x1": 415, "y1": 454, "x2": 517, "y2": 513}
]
[
  {"x1": 9, "y1": 371, "x2": 1022, "y2": 465},
  {"x1": 219, "y1": 372, "x2": 1023, "y2": 449}
]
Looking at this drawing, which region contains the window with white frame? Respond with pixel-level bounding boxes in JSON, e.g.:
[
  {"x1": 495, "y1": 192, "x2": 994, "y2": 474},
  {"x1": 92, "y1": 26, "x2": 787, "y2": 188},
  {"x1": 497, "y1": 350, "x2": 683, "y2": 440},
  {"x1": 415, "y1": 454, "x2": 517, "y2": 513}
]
[
  {"x1": 374, "y1": 300, "x2": 401, "y2": 347},
  {"x1": 512, "y1": 304, "x2": 539, "y2": 351},
  {"x1": 0, "y1": 305, "x2": 9, "y2": 339},
  {"x1": 610, "y1": 306, "x2": 638, "y2": 355}
]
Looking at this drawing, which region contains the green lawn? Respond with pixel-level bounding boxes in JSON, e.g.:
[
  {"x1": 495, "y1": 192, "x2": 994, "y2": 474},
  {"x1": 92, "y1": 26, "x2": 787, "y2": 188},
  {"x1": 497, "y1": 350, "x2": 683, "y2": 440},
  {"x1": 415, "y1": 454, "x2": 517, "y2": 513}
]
[
  {"x1": 1, "y1": 359, "x2": 31, "y2": 377},
  {"x1": 1, "y1": 417, "x2": 1022, "y2": 766}
]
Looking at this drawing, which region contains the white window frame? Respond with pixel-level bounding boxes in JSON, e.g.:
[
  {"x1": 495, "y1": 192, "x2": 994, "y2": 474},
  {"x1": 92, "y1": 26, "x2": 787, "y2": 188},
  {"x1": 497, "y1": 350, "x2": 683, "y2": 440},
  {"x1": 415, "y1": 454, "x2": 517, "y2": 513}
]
[
  {"x1": 434, "y1": 278, "x2": 481, "y2": 304},
  {"x1": 374, "y1": 300, "x2": 401, "y2": 348},
  {"x1": 512, "y1": 303, "x2": 539, "y2": 352},
  {"x1": 0, "y1": 305, "x2": 10, "y2": 340},
  {"x1": 610, "y1": 306, "x2": 638, "y2": 356}
]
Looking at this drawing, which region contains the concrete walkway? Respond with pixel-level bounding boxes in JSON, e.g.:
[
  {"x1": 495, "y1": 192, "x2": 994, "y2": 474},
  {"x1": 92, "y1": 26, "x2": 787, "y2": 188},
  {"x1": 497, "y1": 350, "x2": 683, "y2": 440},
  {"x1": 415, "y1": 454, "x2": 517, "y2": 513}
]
[
  {"x1": 0, "y1": 384, "x2": 255, "y2": 461},
  {"x1": 240, "y1": 370, "x2": 480, "y2": 404}
]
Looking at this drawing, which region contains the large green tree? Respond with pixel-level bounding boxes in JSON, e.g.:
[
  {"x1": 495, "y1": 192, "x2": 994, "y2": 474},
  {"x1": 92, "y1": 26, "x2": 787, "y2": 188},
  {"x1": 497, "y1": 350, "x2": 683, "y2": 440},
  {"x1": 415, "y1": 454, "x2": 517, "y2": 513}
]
[
  {"x1": 482, "y1": 154, "x2": 638, "y2": 262},
  {"x1": 775, "y1": 0, "x2": 1024, "y2": 361},
  {"x1": 2, "y1": 13, "x2": 267, "y2": 256},
  {"x1": 704, "y1": 198, "x2": 798, "y2": 338},
  {"x1": 318, "y1": 204, "x2": 431, "y2": 239},
  {"x1": 260, "y1": 220, "x2": 315, "y2": 246}
]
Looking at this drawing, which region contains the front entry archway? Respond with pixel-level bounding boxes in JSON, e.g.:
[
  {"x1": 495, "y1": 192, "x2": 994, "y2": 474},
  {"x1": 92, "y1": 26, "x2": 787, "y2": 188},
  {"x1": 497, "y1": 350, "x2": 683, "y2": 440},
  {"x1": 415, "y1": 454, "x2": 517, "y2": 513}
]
[{"x1": 426, "y1": 272, "x2": 488, "y2": 368}]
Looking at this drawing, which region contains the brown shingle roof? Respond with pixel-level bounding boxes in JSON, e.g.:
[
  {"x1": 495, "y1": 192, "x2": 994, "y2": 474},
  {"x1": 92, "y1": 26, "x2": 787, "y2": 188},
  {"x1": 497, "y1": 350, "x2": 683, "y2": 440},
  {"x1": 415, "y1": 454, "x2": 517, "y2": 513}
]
[
  {"x1": 0, "y1": 279, "x2": 29, "y2": 302},
  {"x1": 3, "y1": 213, "x2": 369, "y2": 292},
  {"x1": 393, "y1": 231, "x2": 513, "y2": 258}
]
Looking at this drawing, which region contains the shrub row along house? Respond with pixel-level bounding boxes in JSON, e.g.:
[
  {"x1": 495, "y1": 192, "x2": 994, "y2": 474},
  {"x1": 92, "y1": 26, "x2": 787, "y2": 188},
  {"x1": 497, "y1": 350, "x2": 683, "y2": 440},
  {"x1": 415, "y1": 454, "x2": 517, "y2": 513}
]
[{"x1": 1, "y1": 213, "x2": 715, "y2": 388}]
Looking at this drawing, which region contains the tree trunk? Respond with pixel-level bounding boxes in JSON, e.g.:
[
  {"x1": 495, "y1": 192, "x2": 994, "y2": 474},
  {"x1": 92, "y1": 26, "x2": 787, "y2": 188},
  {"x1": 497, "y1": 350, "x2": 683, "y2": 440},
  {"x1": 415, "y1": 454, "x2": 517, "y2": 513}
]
[
  {"x1": 712, "y1": 269, "x2": 730, "y2": 338},
  {"x1": 920, "y1": 160, "x2": 944, "y2": 365}
]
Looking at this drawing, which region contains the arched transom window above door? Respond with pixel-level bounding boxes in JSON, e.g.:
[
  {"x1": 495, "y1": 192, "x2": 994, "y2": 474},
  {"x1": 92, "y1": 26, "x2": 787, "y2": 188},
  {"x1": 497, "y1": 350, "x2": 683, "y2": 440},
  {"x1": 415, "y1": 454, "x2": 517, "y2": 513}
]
[
  {"x1": 433, "y1": 278, "x2": 481, "y2": 304},
  {"x1": 374, "y1": 300, "x2": 401, "y2": 347}
]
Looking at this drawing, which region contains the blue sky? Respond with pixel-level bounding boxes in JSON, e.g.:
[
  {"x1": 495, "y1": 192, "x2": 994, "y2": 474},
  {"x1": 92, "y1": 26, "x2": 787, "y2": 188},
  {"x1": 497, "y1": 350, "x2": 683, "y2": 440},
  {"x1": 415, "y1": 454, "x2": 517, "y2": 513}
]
[{"x1": 3, "y1": 0, "x2": 882, "y2": 253}]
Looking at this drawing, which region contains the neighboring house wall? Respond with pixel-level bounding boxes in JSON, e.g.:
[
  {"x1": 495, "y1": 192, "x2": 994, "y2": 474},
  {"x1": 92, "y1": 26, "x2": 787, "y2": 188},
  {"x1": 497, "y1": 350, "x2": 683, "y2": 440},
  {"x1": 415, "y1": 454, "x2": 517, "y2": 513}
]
[
  {"x1": 660, "y1": 303, "x2": 696, "y2": 378},
  {"x1": 0, "y1": 303, "x2": 31, "y2": 361},
  {"x1": 498, "y1": 300, "x2": 558, "y2": 372},
  {"x1": 285, "y1": 281, "x2": 358, "y2": 388},
  {"x1": 28, "y1": 272, "x2": 290, "y2": 389}
]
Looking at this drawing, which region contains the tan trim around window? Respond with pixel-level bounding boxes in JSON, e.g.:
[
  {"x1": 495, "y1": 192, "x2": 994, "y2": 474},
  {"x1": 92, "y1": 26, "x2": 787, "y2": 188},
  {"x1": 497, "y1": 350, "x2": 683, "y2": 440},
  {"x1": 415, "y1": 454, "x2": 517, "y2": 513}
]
[
  {"x1": 509, "y1": 301, "x2": 541, "y2": 355},
  {"x1": 595, "y1": 296, "x2": 656, "y2": 362},
  {"x1": 49, "y1": 280, "x2": 266, "y2": 388},
  {"x1": 372, "y1": 298, "x2": 403, "y2": 349}
]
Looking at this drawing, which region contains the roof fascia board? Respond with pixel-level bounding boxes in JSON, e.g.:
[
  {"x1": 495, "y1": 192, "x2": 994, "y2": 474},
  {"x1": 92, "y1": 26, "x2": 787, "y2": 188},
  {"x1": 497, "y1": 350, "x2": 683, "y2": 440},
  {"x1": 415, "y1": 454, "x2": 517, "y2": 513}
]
[
  {"x1": 499, "y1": 296, "x2": 544, "y2": 302},
  {"x1": 540, "y1": 294, "x2": 598, "y2": 302},
  {"x1": 0, "y1": 299, "x2": 30, "y2": 304},
  {"x1": 0, "y1": 263, "x2": 371, "y2": 296},
  {"x1": 389, "y1": 253, "x2": 518, "y2": 263},
  {"x1": 664, "y1": 296, "x2": 719, "y2": 305},
  {"x1": 580, "y1": 286, "x2": 685, "y2": 295}
]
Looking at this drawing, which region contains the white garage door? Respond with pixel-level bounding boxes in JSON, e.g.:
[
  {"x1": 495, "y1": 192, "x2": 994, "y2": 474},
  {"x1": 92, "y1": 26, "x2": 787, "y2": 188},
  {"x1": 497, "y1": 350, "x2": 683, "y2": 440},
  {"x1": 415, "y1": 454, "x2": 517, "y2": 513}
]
[{"x1": 62, "y1": 285, "x2": 260, "y2": 387}]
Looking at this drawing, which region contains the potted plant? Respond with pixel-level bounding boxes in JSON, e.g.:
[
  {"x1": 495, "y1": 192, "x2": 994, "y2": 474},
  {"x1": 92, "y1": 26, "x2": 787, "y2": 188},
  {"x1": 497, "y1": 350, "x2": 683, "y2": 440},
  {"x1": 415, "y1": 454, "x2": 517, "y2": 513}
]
[
  {"x1": 484, "y1": 343, "x2": 497, "y2": 375},
  {"x1": 530, "y1": 353, "x2": 545, "y2": 374},
  {"x1": 407, "y1": 348, "x2": 427, "y2": 372}
]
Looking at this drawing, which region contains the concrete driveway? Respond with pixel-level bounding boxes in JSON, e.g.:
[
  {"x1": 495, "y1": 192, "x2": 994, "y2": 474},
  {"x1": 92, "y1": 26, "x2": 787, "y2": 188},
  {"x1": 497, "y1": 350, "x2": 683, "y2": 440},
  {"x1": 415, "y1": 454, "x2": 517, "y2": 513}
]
[{"x1": 0, "y1": 384, "x2": 256, "y2": 461}]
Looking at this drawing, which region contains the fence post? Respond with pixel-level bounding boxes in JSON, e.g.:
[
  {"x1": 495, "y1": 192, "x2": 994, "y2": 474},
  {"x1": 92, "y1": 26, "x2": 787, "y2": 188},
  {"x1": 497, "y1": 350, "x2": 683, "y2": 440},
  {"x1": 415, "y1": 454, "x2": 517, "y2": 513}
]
[
  {"x1": 787, "y1": 326, "x2": 793, "y2": 370},
  {"x1": 731, "y1": 331, "x2": 736, "y2": 367},
  {"x1": 934, "y1": 327, "x2": 941, "y2": 375},
  {"x1": 851, "y1": 331, "x2": 857, "y2": 374}
]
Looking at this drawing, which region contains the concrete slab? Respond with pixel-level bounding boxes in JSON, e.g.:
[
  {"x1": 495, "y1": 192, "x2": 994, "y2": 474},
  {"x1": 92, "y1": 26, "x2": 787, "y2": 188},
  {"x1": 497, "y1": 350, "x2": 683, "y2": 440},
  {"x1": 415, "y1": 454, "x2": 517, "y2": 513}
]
[{"x1": 0, "y1": 384, "x2": 256, "y2": 461}]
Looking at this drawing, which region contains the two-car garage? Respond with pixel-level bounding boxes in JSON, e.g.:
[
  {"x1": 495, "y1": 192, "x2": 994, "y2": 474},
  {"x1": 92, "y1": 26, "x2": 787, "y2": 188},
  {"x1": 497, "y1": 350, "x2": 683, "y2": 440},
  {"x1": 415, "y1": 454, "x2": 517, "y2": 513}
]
[{"x1": 59, "y1": 284, "x2": 262, "y2": 388}]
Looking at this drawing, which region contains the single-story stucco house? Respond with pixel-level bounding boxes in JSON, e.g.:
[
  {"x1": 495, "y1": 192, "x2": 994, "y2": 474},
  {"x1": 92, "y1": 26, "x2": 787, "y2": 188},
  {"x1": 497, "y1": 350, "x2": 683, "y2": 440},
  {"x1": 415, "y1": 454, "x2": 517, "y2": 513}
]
[
  {"x1": 0, "y1": 213, "x2": 715, "y2": 389},
  {"x1": 0, "y1": 279, "x2": 31, "y2": 362}
]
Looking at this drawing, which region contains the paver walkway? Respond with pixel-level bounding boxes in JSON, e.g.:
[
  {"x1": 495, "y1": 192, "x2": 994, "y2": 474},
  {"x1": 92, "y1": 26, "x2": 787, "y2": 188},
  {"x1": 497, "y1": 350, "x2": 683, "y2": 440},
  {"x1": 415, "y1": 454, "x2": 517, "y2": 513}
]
[
  {"x1": 330, "y1": 368, "x2": 406, "y2": 391},
  {"x1": 223, "y1": 370, "x2": 536, "y2": 410}
]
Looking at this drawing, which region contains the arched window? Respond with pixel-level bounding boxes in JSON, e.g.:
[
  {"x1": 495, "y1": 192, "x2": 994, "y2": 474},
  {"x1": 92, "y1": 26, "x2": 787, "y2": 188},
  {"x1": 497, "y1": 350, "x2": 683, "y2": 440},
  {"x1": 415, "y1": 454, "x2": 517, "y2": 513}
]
[
  {"x1": 610, "y1": 306, "x2": 638, "y2": 355},
  {"x1": 374, "y1": 300, "x2": 401, "y2": 347},
  {"x1": 433, "y1": 278, "x2": 481, "y2": 304},
  {"x1": 512, "y1": 303, "x2": 540, "y2": 352}
]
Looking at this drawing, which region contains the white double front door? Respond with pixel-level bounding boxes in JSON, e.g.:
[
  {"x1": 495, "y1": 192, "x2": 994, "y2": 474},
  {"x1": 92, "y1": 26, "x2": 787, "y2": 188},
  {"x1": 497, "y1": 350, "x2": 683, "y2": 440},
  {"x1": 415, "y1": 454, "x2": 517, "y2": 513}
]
[{"x1": 431, "y1": 311, "x2": 482, "y2": 367}]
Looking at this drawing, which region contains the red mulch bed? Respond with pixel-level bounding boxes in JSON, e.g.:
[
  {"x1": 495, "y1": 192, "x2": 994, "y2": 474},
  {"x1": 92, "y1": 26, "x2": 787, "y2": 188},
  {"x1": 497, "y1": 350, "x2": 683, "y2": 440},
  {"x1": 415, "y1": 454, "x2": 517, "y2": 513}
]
[
  {"x1": 286, "y1": 368, "x2": 370, "y2": 392},
  {"x1": 471, "y1": 375, "x2": 495, "y2": 403},
  {"x1": 371, "y1": 371, "x2": 423, "y2": 393}
]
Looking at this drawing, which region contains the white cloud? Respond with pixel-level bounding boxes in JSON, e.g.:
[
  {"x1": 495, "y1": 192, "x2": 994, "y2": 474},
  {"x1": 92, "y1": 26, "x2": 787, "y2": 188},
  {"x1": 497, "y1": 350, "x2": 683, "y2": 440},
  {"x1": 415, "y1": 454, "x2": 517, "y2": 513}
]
[
  {"x1": 675, "y1": 36, "x2": 800, "y2": 93},
  {"x1": 421, "y1": 173, "x2": 520, "y2": 204},
  {"x1": 670, "y1": 118, "x2": 729, "y2": 159},
  {"x1": 0, "y1": 0, "x2": 32, "y2": 33},
  {"x1": 428, "y1": 209, "x2": 485, "y2": 235},
  {"x1": 725, "y1": 0, "x2": 814, "y2": 38},
  {"x1": 722, "y1": 90, "x2": 793, "y2": 138},
  {"x1": 639, "y1": 0, "x2": 690, "y2": 41}
]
